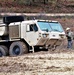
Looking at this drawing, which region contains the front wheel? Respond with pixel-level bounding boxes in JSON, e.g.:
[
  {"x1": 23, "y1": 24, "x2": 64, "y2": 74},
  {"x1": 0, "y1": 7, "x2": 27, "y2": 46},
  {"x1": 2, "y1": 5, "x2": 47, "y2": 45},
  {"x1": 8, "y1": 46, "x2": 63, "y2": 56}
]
[{"x1": 9, "y1": 41, "x2": 28, "y2": 56}]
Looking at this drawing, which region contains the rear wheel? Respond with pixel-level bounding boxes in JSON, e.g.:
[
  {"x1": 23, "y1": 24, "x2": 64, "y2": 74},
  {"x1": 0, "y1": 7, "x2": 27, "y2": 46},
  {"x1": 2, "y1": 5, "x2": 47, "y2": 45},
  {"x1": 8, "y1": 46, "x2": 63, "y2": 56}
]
[
  {"x1": 0, "y1": 46, "x2": 8, "y2": 57},
  {"x1": 1, "y1": 46, "x2": 8, "y2": 55},
  {"x1": 9, "y1": 41, "x2": 28, "y2": 56}
]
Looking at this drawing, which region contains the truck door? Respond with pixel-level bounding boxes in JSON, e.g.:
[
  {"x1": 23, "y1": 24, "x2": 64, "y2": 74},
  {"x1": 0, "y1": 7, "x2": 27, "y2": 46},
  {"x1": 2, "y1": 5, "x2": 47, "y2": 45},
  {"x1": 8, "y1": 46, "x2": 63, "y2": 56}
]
[{"x1": 26, "y1": 24, "x2": 39, "y2": 46}]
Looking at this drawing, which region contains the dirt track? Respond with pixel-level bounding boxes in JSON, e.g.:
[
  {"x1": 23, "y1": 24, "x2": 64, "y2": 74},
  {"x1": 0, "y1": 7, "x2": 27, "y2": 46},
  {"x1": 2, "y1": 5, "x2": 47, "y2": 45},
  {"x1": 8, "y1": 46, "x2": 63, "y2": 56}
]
[{"x1": 0, "y1": 48, "x2": 74, "y2": 75}]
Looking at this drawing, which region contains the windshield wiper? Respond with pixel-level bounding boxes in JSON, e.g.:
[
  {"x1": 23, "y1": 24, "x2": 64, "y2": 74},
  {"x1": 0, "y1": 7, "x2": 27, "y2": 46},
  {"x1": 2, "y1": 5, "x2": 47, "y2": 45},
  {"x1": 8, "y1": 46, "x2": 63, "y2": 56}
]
[
  {"x1": 42, "y1": 28, "x2": 49, "y2": 32},
  {"x1": 52, "y1": 29, "x2": 61, "y2": 32}
]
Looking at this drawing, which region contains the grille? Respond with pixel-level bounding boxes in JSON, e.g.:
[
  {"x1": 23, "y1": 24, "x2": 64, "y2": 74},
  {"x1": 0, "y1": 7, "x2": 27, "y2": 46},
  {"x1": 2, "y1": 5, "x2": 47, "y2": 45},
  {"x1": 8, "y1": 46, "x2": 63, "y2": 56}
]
[{"x1": 9, "y1": 25, "x2": 20, "y2": 39}]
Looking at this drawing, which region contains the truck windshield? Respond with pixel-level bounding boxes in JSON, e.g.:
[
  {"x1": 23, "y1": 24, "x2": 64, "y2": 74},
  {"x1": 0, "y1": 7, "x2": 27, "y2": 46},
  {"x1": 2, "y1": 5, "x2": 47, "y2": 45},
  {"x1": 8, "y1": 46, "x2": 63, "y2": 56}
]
[{"x1": 37, "y1": 21, "x2": 64, "y2": 32}]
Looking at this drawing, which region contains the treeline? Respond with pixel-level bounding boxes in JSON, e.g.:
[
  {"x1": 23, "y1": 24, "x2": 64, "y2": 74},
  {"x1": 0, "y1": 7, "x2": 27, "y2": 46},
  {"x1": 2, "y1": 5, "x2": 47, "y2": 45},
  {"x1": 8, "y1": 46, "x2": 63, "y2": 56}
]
[{"x1": 14, "y1": 0, "x2": 59, "y2": 5}]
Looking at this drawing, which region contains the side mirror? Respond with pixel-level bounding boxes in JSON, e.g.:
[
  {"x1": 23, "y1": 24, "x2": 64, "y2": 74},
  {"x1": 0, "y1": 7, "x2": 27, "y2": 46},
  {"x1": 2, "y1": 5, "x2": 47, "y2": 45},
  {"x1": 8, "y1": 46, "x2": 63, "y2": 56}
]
[{"x1": 27, "y1": 25, "x2": 30, "y2": 32}]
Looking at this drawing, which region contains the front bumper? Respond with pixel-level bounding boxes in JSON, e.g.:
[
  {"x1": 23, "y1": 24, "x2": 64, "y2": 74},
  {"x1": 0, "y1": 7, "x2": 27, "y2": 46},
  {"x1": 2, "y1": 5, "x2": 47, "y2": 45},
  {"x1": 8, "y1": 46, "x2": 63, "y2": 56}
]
[{"x1": 36, "y1": 38, "x2": 63, "y2": 49}]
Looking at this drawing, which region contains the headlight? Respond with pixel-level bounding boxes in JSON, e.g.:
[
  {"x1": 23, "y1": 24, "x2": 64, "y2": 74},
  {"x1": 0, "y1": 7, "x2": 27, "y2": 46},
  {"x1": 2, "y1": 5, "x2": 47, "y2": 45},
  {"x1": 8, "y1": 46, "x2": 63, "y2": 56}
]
[
  {"x1": 59, "y1": 34, "x2": 65, "y2": 38},
  {"x1": 42, "y1": 34, "x2": 49, "y2": 37}
]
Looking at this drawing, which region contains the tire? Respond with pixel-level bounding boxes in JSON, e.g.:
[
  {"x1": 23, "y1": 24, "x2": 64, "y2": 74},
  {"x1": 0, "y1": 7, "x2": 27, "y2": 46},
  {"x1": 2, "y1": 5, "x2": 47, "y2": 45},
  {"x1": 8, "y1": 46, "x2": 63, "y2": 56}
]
[
  {"x1": 9, "y1": 41, "x2": 28, "y2": 56},
  {"x1": 1, "y1": 46, "x2": 8, "y2": 55},
  {"x1": 0, "y1": 46, "x2": 7, "y2": 57}
]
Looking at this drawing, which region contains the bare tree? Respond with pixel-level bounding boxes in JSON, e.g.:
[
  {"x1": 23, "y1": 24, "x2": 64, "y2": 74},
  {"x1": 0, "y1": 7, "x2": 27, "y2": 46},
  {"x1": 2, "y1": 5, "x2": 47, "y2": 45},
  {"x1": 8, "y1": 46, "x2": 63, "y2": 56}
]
[{"x1": 44, "y1": 0, "x2": 48, "y2": 4}]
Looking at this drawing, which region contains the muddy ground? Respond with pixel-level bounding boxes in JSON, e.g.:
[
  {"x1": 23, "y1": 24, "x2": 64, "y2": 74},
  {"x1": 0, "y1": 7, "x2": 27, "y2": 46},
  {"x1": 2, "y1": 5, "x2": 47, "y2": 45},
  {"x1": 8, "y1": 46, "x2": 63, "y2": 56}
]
[{"x1": 0, "y1": 43, "x2": 74, "y2": 75}]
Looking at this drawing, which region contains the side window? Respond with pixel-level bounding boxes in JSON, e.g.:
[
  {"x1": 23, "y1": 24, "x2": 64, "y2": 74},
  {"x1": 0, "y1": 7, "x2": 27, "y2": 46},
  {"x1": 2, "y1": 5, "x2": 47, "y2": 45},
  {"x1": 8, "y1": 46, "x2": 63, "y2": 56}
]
[
  {"x1": 30, "y1": 24, "x2": 38, "y2": 31},
  {"x1": 30, "y1": 25, "x2": 33, "y2": 31},
  {"x1": 34, "y1": 24, "x2": 38, "y2": 31}
]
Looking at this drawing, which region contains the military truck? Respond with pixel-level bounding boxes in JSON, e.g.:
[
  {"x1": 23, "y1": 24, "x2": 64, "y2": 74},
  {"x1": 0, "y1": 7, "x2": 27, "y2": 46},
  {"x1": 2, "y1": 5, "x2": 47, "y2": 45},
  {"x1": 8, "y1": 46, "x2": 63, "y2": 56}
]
[{"x1": 0, "y1": 16, "x2": 66, "y2": 56}]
